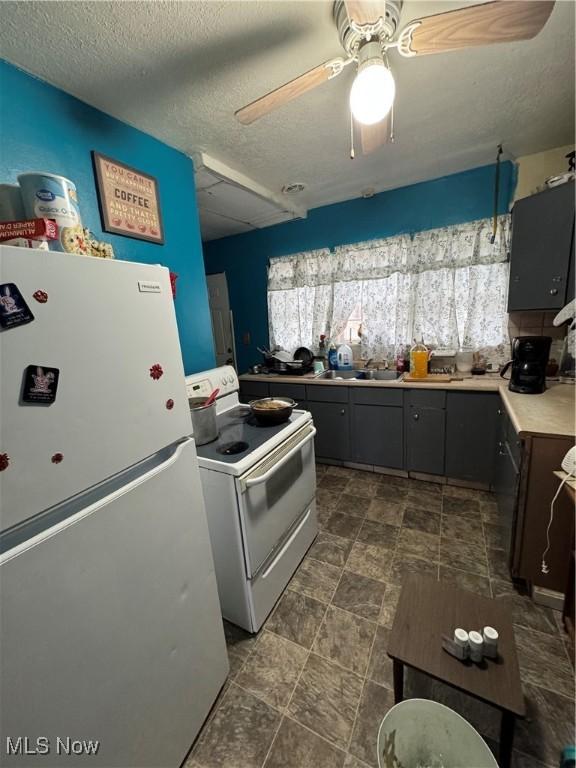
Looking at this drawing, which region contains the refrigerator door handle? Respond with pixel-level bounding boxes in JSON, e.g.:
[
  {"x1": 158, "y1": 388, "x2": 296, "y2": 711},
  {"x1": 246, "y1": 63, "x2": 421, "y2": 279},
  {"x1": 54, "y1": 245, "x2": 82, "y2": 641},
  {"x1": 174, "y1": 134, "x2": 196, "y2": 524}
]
[{"x1": 0, "y1": 438, "x2": 195, "y2": 562}]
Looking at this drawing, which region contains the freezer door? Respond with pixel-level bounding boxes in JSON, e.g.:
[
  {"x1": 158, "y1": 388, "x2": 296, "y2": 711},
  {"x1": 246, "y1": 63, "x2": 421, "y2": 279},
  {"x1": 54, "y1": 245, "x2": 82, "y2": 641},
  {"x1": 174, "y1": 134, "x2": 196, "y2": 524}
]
[
  {"x1": 0, "y1": 246, "x2": 193, "y2": 531},
  {"x1": 0, "y1": 438, "x2": 228, "y2": 768}
]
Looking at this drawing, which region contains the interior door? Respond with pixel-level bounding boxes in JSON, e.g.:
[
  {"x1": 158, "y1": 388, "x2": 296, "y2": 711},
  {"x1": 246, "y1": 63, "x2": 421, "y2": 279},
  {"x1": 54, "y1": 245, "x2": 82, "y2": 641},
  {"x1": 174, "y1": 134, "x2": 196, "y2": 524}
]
[
  {"x1": 0, "y1": 438, "x2": 228, "y2": 768},
  {"x1": 207, "y1": 273, "x2": 236, "y2": 368},
  {"x1": 0, "y1": 246, "x2": 192, "y2": 531}
]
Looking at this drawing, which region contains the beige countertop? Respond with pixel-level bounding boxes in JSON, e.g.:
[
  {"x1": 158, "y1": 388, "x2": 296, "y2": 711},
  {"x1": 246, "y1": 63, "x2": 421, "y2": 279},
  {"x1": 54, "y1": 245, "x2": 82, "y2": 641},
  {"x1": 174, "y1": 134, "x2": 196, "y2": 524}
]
[
  {"x1": 240, "y1": 371, "x2": 503, "y2": 392},
  {"x1": 501, "y1": 384, "x2": 575, "y2": 439},
  {"x1": 239, "y1": 373, "x2": 575, "y2": 439}
]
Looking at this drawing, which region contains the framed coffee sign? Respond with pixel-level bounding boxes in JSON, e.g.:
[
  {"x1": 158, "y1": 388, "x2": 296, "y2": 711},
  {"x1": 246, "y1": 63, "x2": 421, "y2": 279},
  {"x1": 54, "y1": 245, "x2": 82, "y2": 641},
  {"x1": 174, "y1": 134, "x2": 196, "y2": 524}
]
[{"x1": 92, "y1": 152, "x2": 164, "y2": 244}]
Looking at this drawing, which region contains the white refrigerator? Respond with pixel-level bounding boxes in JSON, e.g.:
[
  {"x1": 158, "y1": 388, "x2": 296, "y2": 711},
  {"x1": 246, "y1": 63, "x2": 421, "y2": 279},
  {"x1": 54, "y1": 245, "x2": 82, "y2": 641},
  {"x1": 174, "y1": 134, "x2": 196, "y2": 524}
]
[{"x1": 0, "y1": 245, "x2": 229, "y2": 767}]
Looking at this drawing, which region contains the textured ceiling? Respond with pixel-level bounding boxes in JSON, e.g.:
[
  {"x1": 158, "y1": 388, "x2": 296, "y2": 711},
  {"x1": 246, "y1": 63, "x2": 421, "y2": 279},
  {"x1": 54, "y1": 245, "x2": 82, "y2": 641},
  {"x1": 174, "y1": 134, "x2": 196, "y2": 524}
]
[{"x1": 1, "y1": 0, "x2": 574, "y2": 238}]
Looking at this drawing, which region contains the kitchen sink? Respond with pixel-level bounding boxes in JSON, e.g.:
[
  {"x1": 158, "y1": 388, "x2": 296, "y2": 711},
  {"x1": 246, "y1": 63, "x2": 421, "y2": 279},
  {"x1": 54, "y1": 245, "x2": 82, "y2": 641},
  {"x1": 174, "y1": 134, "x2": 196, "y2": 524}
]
[
  {"x1": 316, "y1": 370, "x2": 358, "y2": 380},
  {"x1": 371, "y1": 370, "x2": 403, "y2": 380},
  {"x1": 316, "y1": 370, "x2": 402, "y2": 381}
]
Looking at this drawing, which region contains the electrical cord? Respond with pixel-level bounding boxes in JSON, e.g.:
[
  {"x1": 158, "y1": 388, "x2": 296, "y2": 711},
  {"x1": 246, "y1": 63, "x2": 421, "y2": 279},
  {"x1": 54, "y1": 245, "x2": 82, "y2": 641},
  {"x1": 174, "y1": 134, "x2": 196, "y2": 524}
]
[{"x1": 541, "y1": 473, "x2": 574, "y2": 574}]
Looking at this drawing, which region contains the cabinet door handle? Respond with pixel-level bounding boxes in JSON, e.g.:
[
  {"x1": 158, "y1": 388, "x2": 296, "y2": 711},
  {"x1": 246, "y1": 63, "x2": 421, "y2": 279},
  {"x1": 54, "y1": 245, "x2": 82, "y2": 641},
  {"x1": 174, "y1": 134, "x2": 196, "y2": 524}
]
[
  {"x1": 340, "y1": 409, "x2": 346, "y2": 415},
  {"x1": 550, "y1": 288, "x2": 558, "y2": 295},
  {"x1": 413, "y1": 413, "x2": 419, "y2": 421}
]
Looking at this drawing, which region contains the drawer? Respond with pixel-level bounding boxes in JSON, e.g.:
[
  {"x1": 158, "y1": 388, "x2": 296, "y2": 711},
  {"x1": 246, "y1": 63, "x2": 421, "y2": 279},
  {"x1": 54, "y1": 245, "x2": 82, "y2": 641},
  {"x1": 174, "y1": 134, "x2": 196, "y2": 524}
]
[
  {"x1": 306, "y1": 384, "x2": 349, "y2": 403},
  {"x1": 351, "y1": 388, "x2": 403, "y2": 407},
  {"x1": 405, "y1": 389, "x2": 446, "y2": 409},
  {"x1": 268, "y1": 382, "x2": 306, "y2": 402},
  {"x1": 239, "y1": 381, "x2": 269, "y2": 402},
  {"x1": 249, "y1": 503, "x2": 318, "y2": 632}
]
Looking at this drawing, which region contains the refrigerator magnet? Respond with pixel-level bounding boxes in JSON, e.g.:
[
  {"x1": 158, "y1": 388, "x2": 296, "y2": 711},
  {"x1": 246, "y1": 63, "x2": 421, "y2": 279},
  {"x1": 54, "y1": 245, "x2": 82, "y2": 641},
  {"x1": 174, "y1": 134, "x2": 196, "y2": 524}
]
[
  {"x1": 22, "y1": 365, "x2": 60, "y2": 404},
  {"x1": 0, "y1": 283, "x2": 34, "y2": 329}
]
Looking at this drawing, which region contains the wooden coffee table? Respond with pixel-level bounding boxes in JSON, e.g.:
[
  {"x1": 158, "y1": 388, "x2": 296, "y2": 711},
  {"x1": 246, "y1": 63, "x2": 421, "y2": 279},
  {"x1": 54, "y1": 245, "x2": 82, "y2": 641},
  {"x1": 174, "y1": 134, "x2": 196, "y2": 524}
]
[{"x1": 388, "y1": 575, "x2": 526, "y2": 768}]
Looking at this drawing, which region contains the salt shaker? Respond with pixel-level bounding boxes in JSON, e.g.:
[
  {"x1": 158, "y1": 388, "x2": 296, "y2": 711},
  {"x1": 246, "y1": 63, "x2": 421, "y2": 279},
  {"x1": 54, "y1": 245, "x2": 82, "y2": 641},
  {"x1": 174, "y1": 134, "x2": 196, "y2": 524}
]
[
  {"x1": 482, "y1": 626, "x2": 499, "y2": 659},
  {"x1": 454, "y1": 628, "x2": 469, "y2": 655},
  {"x1": 451, "y1": 628, "x2": 469, "y2": 660},
  {"x1": 468, "y1": 630, "x2": 484, "y2": 662}
]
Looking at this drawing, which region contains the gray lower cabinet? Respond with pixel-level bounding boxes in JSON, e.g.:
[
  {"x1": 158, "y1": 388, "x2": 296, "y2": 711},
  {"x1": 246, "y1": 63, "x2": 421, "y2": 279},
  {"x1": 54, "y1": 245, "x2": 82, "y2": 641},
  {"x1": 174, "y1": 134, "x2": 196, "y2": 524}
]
[
  {"x1": 445, "y1": 392, "x2": 499, "y2": 484},
  {"x1": 305, "y1": 385, "x2": 350, "y2": 462},
  {"x1": 405, "y1": 390, "x2": 446, "y2": 476},
  {"x1": 493, "y1": 407, "x2": 520, "y2": 521},
  {"x1": 494, "y1": 441, "x2": 519, "y2": 523},
  {"x1": 350, "y1": 388, "x2": 404, "y2": 468}
]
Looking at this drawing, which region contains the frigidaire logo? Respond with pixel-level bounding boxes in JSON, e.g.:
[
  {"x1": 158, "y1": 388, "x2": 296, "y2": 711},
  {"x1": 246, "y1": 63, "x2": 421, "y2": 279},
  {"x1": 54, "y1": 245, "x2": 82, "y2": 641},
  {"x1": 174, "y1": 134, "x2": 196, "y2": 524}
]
[{"x1": 5, "y1": 736, "x2": 100, "y2": 756}]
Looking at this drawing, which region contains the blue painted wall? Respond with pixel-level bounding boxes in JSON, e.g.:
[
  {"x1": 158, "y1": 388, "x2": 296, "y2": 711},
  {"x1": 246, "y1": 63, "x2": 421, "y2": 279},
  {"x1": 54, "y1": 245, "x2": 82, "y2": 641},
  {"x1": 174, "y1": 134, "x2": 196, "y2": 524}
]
[
  {"x1": 0, "y1": 60, "x2": 215, "y2": 374},
  {"x1": 204, "y1": 161, "x2": 516, "y2": 373}
]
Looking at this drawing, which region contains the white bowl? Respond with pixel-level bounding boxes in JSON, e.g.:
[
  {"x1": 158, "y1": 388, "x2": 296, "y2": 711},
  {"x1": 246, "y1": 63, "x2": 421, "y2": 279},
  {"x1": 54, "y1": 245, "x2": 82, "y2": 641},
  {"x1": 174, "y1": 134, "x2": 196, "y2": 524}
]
[{"x1": 377, "y1": 699, "x2": 498, "y2": 768}]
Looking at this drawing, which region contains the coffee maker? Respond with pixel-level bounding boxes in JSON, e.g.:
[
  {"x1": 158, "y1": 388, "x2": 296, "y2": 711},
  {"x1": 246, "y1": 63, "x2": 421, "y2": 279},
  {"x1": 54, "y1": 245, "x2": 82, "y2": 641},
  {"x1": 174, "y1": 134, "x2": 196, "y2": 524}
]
[{"x1": 500, "y1": 336, "x2": 551, "y2": 394}]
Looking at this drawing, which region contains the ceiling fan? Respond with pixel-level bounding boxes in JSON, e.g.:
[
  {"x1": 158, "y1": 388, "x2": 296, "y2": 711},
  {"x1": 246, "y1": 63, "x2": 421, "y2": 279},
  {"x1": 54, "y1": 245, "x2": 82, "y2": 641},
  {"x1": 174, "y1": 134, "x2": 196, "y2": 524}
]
[{"x1": 235, "y1": 0, "x2": 555, "y2": 155}]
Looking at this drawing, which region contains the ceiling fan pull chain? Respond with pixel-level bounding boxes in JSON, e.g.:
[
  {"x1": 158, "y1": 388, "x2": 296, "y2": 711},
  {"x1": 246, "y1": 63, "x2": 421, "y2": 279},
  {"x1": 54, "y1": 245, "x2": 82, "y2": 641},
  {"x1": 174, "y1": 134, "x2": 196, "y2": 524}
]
[
  {"x1": 383, "y1": 51, "x2": 395, "y2": 144},
  {"x1": 350, "y1": 112, "x2": 355, "y2": 160}
]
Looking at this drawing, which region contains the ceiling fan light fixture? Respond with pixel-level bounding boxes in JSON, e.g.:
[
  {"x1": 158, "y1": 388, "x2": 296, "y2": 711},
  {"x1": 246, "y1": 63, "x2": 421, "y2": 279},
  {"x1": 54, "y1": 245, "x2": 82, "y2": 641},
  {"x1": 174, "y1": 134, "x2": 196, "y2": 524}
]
[
  {"x1": 349, "y1": 40, "x2": 395, "y2": 126},
  {"x1": 350, "y1": 59, "x2": 395, "y2": 125}
]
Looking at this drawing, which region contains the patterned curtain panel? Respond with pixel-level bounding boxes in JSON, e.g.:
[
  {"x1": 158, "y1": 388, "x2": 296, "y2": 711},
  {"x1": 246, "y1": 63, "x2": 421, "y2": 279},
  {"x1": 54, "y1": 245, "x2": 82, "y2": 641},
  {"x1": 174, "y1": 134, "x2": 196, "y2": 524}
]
[{"x1": 267, "y1": 216, "x2": 511, "y2": 362}]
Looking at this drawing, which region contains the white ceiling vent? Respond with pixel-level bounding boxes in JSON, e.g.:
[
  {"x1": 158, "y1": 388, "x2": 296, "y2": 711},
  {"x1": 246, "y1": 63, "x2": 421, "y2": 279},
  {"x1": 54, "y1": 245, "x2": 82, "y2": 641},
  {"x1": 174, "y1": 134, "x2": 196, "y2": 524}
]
[{"x1": 193, "y1": 153, "x2": 307, "y2": 242}]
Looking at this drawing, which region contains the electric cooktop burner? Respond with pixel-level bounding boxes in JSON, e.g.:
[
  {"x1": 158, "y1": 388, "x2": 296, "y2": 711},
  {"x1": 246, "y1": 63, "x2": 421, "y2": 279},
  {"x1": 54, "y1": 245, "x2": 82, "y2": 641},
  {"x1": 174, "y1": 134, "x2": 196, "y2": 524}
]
[
  {"x1": 195, "y1": 405, "x2": 305, "y2": 465},
  {"x1": 217, "y1": 441, "x2": 249, "y2": 456}
]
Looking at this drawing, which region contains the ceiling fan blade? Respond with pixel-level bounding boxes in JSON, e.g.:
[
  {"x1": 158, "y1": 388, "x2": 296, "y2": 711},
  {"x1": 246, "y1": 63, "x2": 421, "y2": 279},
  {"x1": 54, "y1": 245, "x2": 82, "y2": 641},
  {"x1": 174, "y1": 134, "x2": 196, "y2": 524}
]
[
  {"x1": 235, "y1": 61, "x2": 337, "y2": 125},
  {"x1": 398, "y1": 0, "x2": 554, "y2": 57},
  {"x1": 344, "y1": 0, "x2": 387, "y2": 26},
  {"x1": 360, "y1": 115, "x2": 389, "y2": 155}
]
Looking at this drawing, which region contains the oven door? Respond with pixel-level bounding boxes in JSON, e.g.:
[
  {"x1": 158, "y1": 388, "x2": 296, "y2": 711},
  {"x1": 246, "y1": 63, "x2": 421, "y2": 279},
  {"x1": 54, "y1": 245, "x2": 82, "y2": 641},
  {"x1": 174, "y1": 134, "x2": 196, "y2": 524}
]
[{"x1": 236, "y1": 422, "x2": 316, "y2": 577}]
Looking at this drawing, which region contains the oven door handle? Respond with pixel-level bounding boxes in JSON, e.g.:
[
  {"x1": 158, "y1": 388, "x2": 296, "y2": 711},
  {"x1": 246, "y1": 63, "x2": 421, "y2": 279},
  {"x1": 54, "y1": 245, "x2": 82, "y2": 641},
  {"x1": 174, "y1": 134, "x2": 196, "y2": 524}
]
[{"x1": 243, "y1": 427, "x2": 317, "y2": 489}]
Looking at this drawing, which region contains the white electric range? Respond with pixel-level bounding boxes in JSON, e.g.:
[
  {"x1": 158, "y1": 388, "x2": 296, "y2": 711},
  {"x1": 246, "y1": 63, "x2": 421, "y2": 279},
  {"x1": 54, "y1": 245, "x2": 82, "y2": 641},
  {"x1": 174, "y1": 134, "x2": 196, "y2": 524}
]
[{"x1": 186, "y1": 366, "x2": 318, "y2": 632}]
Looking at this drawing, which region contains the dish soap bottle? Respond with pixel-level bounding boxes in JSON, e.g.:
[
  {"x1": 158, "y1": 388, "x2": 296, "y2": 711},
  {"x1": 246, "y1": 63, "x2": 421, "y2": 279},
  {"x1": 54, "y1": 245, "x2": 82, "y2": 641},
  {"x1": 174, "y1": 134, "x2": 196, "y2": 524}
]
[
  {"x1": 410, "y1": 338, "x2": 429, "y2": 378},
  {"x1": 328, "y1": 343, "x2": 338, "y2": 370},
  {"x1": 337, "y1": 343, "x2": 353, "y2": 370}
]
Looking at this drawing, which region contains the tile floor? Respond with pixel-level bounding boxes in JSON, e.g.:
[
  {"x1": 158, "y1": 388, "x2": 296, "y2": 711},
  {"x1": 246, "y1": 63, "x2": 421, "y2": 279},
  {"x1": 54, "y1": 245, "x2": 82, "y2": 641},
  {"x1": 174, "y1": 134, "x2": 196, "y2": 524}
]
[{"x1": 188, "y1": 466, "x2": 575, "y2": 768}]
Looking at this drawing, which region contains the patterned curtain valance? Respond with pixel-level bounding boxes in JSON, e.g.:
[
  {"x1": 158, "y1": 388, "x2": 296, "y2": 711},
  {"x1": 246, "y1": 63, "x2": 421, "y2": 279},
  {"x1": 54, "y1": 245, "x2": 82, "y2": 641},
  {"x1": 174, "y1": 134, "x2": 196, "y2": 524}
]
[{"x1": 268, "y1": 216, "x2": 511, "y2": 290}]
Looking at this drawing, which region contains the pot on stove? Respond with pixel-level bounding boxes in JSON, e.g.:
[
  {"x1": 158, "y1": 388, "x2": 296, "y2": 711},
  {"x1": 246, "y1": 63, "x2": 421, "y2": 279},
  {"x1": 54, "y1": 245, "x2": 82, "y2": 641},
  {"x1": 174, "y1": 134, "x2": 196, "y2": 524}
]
[
  {"x1": 248, "y1": 397, "x2": 297, "y2": 425},
  {"x1": 189, "y1": 397, "x2": 218, "y2": 445}
]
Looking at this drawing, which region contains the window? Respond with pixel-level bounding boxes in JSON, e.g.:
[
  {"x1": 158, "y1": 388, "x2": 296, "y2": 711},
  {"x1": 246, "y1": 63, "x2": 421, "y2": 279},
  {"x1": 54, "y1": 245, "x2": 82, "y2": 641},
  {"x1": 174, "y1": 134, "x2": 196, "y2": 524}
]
[
  {"x1": 334, "y1": 301, "x2": 363, "y2": 346},
  {"x1": 267, "y1": 217, "x2": 511, "y2": 364}
]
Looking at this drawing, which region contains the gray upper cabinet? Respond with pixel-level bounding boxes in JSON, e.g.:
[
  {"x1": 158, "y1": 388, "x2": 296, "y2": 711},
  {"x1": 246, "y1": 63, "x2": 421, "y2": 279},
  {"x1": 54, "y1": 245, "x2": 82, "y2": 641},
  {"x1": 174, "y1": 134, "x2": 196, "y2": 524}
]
[
  {"x1": 405, "y1": 391, "x2": 446, "y2": 476},
  {"x1": 350, "y1": 389, "x2": 404, "y2": 469},
  {"x1": 445, "y1": 392, "x2": 499, "y2": 484},
  {"x1": 508, "y1": 182, "x2": 575, "y2": 311}
]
